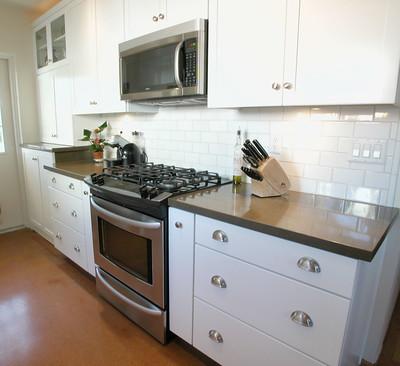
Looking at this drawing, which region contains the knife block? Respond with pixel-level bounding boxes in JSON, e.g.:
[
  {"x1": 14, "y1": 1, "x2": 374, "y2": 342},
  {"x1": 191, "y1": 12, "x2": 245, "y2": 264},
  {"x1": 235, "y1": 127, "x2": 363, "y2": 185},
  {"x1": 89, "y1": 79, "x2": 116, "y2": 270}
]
[{"x1": 251, "y1": 157, "x2": 291, "y2": 198}]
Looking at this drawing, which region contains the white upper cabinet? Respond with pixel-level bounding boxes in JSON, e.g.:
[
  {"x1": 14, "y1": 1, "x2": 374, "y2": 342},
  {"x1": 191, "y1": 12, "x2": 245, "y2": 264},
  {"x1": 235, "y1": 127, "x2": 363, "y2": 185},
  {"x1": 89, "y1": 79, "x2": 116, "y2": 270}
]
[
  {"x1": 124, "y1": 0, "x2": 208, "y2": 40},
  {"x1": 208, "y1": 0, "x2": 286, "y2": 108},
  {"x1": 209, "y1": 0, "x2": 400, "y2": 108},
  {"x1": 34, "y1": 12, "x2": 67, "y2": 72},
  {"x1": 37, "y1": 71, "x2": 56, "y2": 142},
  {"x1": 283, "y1": 0, "x2": 400, "y2": 106}
]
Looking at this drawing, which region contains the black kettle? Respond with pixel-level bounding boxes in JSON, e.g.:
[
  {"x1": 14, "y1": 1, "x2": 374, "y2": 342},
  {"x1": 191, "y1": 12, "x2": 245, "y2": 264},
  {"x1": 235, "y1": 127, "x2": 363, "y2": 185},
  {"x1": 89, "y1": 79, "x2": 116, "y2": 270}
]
[{"x1": 122, "y1": 143, "x2": 146, "y2": 166}]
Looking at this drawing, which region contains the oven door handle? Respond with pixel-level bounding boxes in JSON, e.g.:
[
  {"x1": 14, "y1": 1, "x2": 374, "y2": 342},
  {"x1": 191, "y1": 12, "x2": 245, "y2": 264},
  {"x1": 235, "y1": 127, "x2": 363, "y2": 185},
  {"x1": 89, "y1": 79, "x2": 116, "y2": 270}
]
[
  {"x1": 174, "y1": 40, "x2": 184, "y2": 89},
  {"x1": 95, "y1": 267, "x2": 162, "y2": 316},
  {"x1": 91, "y1": 197, "x2": 161, "y2": 230}
]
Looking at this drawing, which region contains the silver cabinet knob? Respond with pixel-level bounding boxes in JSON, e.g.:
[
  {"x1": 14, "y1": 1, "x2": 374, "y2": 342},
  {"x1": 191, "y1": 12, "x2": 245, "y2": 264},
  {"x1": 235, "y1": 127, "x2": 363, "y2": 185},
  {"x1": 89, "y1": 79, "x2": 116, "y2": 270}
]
[
  {"x1": 32, "y1": 157, "x2": 38, "y2": 161},
  {"x1": 297, "y1": 257, "x2": 321, "y2": 273},
  {"x1": 83, "y1": 191, "x2": 89, "y2": 196},
  {"x1": 52, "y1": 202, "x2": 59, "y2": 208},
  {"x1": 175, "y1": 222, "x2": 183, "y2": 229},
  {"x1": 211, "y1": 275, "x2": 227, "y2": 288},
  {"x1": 69, "y1": 183, "x2": 75, "y2": 190},
  {"x1": 55, "y1": 232, "x2": 62, "y2": 240},
  {"x1": 89, "y1": 101, "x2": 98, "y2": 105},
  {"x1": 152, "y1": 15, "x2": 159, "y2": 22},
  {"x1": 74, "y1": 245, "x2": 81, "y2": 253},
  {"x1": 272, "y1": 82, "x2": 281, "y2": 90},
  {"x1": 52, "y1": 177, "x2": 56, "y2": 184},
  {"x1": 283, "y1": 82, "x2": 293, "y2": 90},
  {"x1": 71, "y1": 210, "x2": 78, "y2": 218},
  {"x1": 158, "y1": 13, "x2": 165, "y2": 20},
  {"x1": 290, "y1": 310, "x2": 313, "y2": 327},
  {"x1": 208, "y1": 330, "x2": 223, "y2": 343},
  {"x1": 51, "y1": 133, "x2": 57, "y2": 138},
  {"x1": 212, "y1": 230, "x2": 228, "y2": 243}
]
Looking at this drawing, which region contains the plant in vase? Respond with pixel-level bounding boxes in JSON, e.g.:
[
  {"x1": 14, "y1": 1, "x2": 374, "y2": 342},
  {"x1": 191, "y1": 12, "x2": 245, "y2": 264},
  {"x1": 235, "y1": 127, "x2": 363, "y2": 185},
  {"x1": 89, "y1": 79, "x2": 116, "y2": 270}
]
[{"x1": 80, "y1": 121, "x2": 108, "y2": 163}]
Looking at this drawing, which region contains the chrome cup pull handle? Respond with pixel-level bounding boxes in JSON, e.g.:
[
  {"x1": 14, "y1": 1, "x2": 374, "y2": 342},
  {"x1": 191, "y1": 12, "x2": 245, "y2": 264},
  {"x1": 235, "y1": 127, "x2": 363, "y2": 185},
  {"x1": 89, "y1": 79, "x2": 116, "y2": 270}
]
[
  {"x1": 69, "y1": 183, "x2": 75, "y2": 190},
  {"x1": 52, "y1": 202, "x2": 59, "y2": 208},
  {"x1": 211, "y1": 275, "x2": 227, "y2": 289},
  {"x1": 290, "y1": 311, "x2": 313, "y2": 328},
  {"x1": 52, "y1": 177, "x2": 56, "y2": 184},
  {"x1": 208, "y1": 330, "x2": 223, "y2": 343},
  {"x1": 212, "y1": 230, "x2": 228, "y2": 243},
  {"x1": 297, "y1": 257, "x2": 321, "y2": 273},
  {"x1": 55, "y1": 232, "x2": 62, "y2": 240},
  {"x1": 71, "y1": 210, "x2": 78, "y2": 218}
]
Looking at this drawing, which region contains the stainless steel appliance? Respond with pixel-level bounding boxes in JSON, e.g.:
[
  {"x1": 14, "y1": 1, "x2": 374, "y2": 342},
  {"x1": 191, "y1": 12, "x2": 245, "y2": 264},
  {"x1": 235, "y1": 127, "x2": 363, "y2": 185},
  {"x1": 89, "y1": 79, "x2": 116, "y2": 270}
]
[
  {"x1": 119, "y1": 19, "x2": 207, "y2": 105},
  {"x1": 85, "y1": 164, "x2": 225, "y2": 343}
]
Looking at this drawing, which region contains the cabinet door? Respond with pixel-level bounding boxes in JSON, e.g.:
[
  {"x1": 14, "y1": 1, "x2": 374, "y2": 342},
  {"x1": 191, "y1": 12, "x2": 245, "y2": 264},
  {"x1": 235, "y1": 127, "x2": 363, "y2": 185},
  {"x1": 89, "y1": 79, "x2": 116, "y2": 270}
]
[
  {"x1": 124, "y1": 0, "x2": 160, "y2": 39},
  {"x1": 165, "y1": 0, "x2": 208, "y2": 27},
  {"x1": 208, "y1": 0, "x2": 286, "y2": 108},
  {"x1": 53, "y1": 65, "x2": 74, "y2": 145},
  {"x1": 95, "y1": 0, "x2": 126, "y2": 113},
  {"x1": 283, "y1": 0, "x2": 400, "y2": 106},
  {"x1": 50, "y1": 15, "x2": 67, "y2": 65},
  {"x1": 35, "y1": 25, "x2": 50, "y2": 70},
  {"x1": 37, "y1": 71, "x2": 56, "y2": 143},
  {"x1": 67, "y1": 0, "x2": 98, "y2": 114},
  {"x1": 22, "y1": 150, "x2": 43, "y2": 229},
  {"x1": 169, "y1": 208, "x2": 195, "y2": 344}
]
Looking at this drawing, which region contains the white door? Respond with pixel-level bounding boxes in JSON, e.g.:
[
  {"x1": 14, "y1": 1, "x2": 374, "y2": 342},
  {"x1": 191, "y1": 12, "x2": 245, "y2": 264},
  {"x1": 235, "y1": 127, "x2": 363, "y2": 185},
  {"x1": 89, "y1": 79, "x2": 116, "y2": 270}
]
[
  {"x1": 208, "y1": 0, "x2": 287, "y2": 108},
  {"x1": 283, "y1": 0, "x2": 400, "y2": 106},
  {"x1": 67, "y1": 0, "x2": 98, "y2": 114},
  {"x1": 95, "y1": 0, "x2": 126, "y2": 113},
  {"x1": 165, "y1": 0, "x2": 208, "y2": 27},
  {"x1": 0, "y1": 59, "x2": 24, "y2": 231},
  {"x1": 37, "y1": 71, "x2": 56, "y2": 143},
  {"x1": 124, "y1": 0, "x2": 160, "y2": 39}
]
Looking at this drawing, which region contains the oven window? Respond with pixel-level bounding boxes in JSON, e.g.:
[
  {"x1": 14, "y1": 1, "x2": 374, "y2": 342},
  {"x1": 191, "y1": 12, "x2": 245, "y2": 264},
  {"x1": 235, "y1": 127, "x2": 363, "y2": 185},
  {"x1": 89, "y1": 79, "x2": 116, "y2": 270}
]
[
  {"x1": 99, "y1": 219, "x2": 153, "y2": 284},
  {"x1": 122, "y1": 43, "x2": 177, "y2": 94}
]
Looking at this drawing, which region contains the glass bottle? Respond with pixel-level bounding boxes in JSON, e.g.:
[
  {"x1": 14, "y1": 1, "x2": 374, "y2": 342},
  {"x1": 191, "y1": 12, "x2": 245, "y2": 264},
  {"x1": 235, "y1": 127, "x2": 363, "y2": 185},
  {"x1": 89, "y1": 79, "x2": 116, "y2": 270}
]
[{"x1": 232, "y1": 128, "x2": 242, "y2": 185}]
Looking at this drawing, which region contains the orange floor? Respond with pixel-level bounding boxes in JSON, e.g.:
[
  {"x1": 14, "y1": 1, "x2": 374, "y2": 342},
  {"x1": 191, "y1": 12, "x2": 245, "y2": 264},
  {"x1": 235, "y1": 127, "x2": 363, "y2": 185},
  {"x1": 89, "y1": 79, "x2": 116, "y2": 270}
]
[{"x1": 0, "y1": 229, "x2": 207, "y2": 366}]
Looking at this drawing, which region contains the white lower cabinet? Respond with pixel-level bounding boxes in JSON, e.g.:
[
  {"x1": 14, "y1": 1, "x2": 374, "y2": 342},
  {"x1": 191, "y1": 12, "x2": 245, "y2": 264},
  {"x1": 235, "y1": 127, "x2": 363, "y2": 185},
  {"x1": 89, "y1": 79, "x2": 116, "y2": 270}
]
[
  {"x1": 47, "y1": 171, "x2": 94, "y2": 274},
  {"x1": 169, "y1": 208, "x2": 359, "y2": 366},
  {"x1": 193, "y1": 298, "x2": 324, "y2": 366}
]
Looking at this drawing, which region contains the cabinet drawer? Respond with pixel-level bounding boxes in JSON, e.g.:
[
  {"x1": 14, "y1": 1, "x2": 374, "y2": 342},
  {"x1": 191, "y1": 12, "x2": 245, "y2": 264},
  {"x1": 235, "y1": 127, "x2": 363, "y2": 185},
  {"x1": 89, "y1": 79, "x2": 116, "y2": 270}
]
[
  {"x1": 48, "y1": 171, "x2": 82, "y2": 198},
  {"x1": 195, "y1": 215, "x2": 357, "y2": 298},
  {"x1": 193, "y1": 298, "x2": 324, "y2": 366},
  {"x1": 48, "y1": 187, "x2": 84, "y2": 233},
  {"x1": 52, "y1": 219, "x2": 88, "y2": 271},
  {"x1": 194, "y1": 245, "x2": 349, "y2": 366}
]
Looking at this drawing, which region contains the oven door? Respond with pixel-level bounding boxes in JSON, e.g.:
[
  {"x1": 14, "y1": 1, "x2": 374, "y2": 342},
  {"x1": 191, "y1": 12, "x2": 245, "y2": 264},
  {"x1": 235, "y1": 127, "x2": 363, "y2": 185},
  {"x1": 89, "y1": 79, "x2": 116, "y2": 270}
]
[
  {"x1": 90, "y1": 196, "x2": 165, "y2": 308},
  {"x1": 119, "y1": 19, "x2": 207, "y2": 101}
]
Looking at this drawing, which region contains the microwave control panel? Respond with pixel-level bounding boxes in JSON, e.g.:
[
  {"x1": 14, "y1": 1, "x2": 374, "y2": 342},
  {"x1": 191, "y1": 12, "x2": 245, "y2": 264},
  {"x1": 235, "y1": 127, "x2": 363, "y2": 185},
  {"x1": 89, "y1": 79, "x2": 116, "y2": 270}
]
[{"x1": 183, "y1": 39, "x2": 197, "y2": 87}]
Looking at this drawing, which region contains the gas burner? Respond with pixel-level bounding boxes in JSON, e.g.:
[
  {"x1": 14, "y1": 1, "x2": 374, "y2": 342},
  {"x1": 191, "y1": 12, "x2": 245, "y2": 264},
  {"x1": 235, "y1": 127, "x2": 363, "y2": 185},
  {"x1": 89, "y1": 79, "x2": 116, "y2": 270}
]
[{"x1": 90, "y1": 162, "x2": 223, "y2": 200}]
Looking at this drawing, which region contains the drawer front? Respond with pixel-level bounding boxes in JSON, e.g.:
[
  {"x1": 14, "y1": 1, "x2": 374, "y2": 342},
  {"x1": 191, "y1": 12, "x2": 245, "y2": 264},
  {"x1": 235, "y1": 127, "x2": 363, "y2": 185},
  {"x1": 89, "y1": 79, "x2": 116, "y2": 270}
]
[
  {"x1": 195, "y1": 215, "x2": 357, "y2": 298},
  {"x1": 52, "y1": 219, "x2": 88, "y2": 271},
  {"x1": 193, "y1": 298, "x2": 324, "y2": 366},
  {"x1": 49, "y1": 187, "x2": 84, "y2": 233},
  {"x1": 48, "y1": 171, "x2": 82, "y2": 198},
  {"x1": 194, "y1": 245, "x2": 349, "y2": 366}
]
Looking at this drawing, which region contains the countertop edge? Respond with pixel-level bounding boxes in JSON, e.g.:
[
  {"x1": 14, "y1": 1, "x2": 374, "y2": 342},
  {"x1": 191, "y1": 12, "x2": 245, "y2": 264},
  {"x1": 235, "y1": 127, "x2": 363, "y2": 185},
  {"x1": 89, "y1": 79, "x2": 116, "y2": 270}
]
[
  {"x1": 44, "y1": 165, "x2": 87, "y2": 181},
  {"x1": 21, "y1": 144, "x2": 89, "y2": 153},
  {"x1": 168, "y1": 199, "x2": 396, "y2": 262}
]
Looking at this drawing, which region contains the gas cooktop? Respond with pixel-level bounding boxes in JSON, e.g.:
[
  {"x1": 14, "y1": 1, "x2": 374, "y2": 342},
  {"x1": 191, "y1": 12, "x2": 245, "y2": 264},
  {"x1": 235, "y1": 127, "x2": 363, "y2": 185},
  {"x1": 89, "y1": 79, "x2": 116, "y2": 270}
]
[{"x1": 84, "y1": 163, "x2": 227, "y2": 218}]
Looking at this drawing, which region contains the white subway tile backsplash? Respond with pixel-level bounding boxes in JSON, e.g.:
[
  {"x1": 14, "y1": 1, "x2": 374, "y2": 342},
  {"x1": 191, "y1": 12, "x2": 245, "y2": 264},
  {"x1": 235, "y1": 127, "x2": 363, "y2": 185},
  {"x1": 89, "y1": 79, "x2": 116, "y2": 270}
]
[
  {"x1": 354, "y1": 122, "x2": 391, "y2": 139},
  {"x1": 84, "y1": 105, "x2": 400, "y2": 207}
]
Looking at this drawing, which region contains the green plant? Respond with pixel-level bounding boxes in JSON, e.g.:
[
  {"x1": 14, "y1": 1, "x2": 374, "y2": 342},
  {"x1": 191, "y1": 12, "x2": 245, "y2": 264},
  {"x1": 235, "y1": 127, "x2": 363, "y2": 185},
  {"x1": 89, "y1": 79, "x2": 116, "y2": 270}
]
[{"x1": 80, "y1": 121, "x2": 108, "y2": 153}]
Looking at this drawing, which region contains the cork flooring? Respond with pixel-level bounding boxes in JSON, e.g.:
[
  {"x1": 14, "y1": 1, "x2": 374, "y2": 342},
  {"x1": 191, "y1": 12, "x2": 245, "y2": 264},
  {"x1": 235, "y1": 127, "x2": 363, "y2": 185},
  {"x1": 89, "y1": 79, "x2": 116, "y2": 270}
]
[{"x1": 0, "y1": 228, "x2": 399, "y2": 366}]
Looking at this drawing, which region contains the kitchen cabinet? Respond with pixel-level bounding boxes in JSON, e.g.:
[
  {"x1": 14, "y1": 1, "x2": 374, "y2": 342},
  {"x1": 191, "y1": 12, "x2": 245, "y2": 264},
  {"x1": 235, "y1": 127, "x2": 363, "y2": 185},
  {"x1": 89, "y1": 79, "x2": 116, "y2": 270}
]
[
  {"x1": 21, "y1": 148, "x2": 54, "y2": 242},
  {"x1": 34, "y1": 12, "x2": 67, "y2": 72},
  {"x1": 37, "y1": 65, "x2": 74, "y2": 145},
  {"x1": 208, "y1": 0, "x2": 400, "y2": 108},
  {"x1": 124, "y1": 0, "x2": 208, "y2": 40},
  {"x1": 47, "y1": 171, "x2": 95, "y2": 274}
]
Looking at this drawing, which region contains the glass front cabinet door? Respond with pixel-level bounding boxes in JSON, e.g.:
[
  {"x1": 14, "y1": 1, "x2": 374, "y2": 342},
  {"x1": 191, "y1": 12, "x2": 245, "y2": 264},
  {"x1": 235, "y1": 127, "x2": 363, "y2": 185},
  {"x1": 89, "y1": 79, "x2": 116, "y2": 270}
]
[{"x1": 35, "y1": 14, "x2": 66, "y2": 70}]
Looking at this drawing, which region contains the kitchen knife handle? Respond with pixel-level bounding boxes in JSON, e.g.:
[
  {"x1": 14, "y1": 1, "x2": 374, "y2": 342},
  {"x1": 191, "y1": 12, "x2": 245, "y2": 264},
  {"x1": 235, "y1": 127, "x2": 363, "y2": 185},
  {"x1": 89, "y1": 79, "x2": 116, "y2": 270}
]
[
  {"x1": 252, "y1": 139, "x2": 269, "y2": 159},
  {"x1": 244, "y1": 140, "x2": 264, "y2": 161}
]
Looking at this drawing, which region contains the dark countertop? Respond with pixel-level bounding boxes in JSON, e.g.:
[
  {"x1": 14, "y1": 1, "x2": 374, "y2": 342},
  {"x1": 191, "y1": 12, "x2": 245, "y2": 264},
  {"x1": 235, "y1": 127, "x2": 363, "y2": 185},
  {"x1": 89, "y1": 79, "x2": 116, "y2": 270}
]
[
  {"x1": 21, "y1": 143, "x2": 89, "y2": 153},
  {"x1": 169, "y1": 183, "x2": 399, "y2": 261},
  {"x1": 44, "y1": 161, "x2": 104, "y2": 180}
]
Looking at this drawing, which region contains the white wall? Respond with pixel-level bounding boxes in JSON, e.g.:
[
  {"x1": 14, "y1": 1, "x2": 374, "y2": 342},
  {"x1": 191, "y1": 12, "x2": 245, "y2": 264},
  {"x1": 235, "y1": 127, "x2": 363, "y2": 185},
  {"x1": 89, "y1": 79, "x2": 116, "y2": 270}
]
[
  {"x1": 0, "y1": 2, "x2": 39, "y2": 143},
  {"x1": 77, "y1": 104, "x2": 400, "y2": 207}
]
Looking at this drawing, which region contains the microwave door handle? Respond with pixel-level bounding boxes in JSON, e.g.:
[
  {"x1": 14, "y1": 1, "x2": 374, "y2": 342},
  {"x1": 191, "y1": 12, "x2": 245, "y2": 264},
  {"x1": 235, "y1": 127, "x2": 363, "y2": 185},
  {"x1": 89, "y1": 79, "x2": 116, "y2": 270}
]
[
  {"x1": 90, "y1": 197, "x2": 160, "y2": 230},
  {"x1": 174, "y1": 40, "x2": 184, "y2": 89}
]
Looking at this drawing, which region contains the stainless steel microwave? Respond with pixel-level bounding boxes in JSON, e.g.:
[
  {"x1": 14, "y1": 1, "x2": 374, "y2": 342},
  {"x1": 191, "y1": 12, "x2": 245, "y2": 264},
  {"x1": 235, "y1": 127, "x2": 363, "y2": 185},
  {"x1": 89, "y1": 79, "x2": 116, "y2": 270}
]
[{"x1": 119, "y1": 19, "x2": 207, "y2": 105}]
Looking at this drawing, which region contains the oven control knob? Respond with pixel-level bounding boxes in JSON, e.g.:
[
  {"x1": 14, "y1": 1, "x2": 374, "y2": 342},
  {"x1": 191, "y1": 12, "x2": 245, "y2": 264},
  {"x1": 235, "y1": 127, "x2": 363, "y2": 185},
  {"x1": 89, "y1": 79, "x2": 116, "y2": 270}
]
[{"x1": 175, "y1": 222, "x2": 183, "y2": 229}]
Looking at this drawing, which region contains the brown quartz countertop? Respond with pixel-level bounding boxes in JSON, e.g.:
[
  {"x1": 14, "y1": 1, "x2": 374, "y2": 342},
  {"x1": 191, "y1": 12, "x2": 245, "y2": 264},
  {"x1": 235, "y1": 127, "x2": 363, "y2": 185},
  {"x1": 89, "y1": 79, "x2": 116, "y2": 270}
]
[
  {"x1": 44, "y1": 161, "x2": 104, "y2": 180},
  {"x1": 169, "y1": 183, "x2": 399, "y2": 261}
]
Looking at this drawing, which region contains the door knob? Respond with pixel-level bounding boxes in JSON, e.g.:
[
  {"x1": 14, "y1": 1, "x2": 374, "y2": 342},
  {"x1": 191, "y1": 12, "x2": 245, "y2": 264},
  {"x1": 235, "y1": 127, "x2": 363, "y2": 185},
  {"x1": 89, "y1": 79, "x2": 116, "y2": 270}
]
[
  {"x1": 152, "y1": 15, "x2": 159, "y2": 22},
  {"x1": 175, "y1": 222, "x2": 183, "y2": 229},
  {"x1": 158, "y1": 13, "x2": 165, "y2": 20}
]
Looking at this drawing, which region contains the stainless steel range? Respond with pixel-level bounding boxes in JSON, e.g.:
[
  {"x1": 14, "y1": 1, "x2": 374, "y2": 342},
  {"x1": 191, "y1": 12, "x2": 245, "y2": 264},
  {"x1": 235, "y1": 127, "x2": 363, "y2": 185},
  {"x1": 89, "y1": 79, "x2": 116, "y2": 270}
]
[{"x1": 84, "y1": 163, "x2": 225, "y2": 343}]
